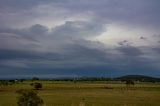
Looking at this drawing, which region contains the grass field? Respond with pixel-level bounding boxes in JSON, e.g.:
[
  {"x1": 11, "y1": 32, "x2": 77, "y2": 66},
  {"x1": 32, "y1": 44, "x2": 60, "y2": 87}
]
[{"x1": 0, "y1": 81, "x2": 160, "y2": 106}]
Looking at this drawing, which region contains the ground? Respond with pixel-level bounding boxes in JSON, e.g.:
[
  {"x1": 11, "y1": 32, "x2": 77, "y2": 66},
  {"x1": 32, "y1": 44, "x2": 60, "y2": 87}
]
[{"x1": 0, "y1": 81, "x2": 160, "y2": 106}]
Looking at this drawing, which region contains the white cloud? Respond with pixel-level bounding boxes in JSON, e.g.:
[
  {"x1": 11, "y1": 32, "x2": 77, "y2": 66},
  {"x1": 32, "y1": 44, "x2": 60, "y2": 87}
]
[{"x1": 92, "y1": 23, "x2": 160, "y2": 47}]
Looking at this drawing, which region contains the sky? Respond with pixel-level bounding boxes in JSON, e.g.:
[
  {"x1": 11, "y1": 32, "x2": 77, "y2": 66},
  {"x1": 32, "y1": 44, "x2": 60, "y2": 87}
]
[{"x1": 0, "y1": 0, "x2": 160, "y2": 78}]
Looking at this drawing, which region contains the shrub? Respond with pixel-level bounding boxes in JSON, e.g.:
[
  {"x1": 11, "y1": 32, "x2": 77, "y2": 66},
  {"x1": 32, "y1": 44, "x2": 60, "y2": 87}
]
[
  {"x1": 32, "y1": 77, "x2": 39, "y2": 81},
  {"x1": 16, "y1": 89, "x2": 43, "y2": 106},
  {"x1": 31, "y1": 83, "x2": 42, "y2": 90}
]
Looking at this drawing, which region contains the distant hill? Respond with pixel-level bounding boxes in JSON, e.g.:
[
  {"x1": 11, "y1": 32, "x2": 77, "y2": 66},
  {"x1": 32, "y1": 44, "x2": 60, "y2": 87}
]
[{"x1": 115, "y1": 75, "x2": 160, "y2": 82}]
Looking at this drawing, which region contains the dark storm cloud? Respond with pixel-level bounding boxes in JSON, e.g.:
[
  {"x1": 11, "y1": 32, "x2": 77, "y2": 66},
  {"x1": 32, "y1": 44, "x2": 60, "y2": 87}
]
[
  {"x1": 0, "y1": 49, "x2": 40, "y2": 60},
  {"x1": 0, "y1": 23, "x2": 159, "y2": 76},
  {"x1": 117, "y1": 45, "x2": 142, "y2": 56},
  {"x1": 0, "y1": 49, "x2": 65, "y2": 61},
  {"x1": 30, "y1": 24, "x2": 49, "y2": 35},
  {"x1": 152, "y1": 47, "x2": 160, "y2": 54},
  {"x1": 63, "y1": 43, "x2": 107, "y2": 62},
  {"x1": 0, "y1": 39, "x2": 160, "y2": 76},
  {"x1": 0, "y1": 23, "x2": 107, "y2": 69},
  {"x1": 0, "y1": 24, "x2": 48, "y2": 39},
  {"x1": 0, "y1": 0, "x2": 160, "y2": 77},
  {"x1": 0, "y1": 40, "x2": 108, "y2": 68}
]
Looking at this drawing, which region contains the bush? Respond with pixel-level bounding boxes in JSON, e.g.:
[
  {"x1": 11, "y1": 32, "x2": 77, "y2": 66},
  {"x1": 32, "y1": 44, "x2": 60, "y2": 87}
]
[
  {"x1": 16, "y1": 89, "x2": 43, "y2": 106},
  {"x1": 31, "y1": 83, "x2": 42, "y2": 90},
  {"x1": 0, "y1": 81, "x2": 9, "y2": 86},
  {"x1": 32, "y1": 77, "x2": 39, "y2": 81}
]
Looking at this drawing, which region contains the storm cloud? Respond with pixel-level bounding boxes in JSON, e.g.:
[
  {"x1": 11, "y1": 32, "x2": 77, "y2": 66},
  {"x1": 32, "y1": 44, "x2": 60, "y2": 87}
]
[{"x1": 0, "y1": 0, "x2": 160, "y2": 77}]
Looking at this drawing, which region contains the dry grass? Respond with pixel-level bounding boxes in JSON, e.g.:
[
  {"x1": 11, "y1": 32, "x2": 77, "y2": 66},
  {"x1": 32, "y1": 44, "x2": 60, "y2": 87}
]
[{"x1": 0, "y1": 81, "x2": 160, "y2": 106}]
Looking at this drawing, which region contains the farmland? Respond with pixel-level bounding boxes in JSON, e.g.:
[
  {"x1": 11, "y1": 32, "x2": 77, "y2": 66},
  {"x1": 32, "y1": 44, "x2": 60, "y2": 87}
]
[{"x1": 0, "y1": 81, "x2": 160, "y2": 106}]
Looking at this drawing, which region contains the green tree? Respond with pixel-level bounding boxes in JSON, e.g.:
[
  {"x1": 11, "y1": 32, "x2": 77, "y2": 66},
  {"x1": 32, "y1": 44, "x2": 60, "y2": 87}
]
[
  {"x1": 32, "y1": 77, "x2": 39, "y2": 81},
  {"x1": 30, "y1": 82, "x2": 42, "y2": 90},
  {"x1": 16, "y1": 89, "x2": 43, "y2": 106}
]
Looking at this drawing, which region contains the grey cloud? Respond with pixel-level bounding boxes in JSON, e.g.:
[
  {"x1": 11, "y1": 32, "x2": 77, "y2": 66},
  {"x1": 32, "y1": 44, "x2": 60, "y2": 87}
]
[
  {"x1": 0, "y1": 24, "x2": 49, "y2": 51},
  {"x1": 0, "y1": 30, "x2": 40, "y2": 51},
  {"x1": 1, "y1": 0, "x2": 160, "y2": 29},
  {"x1": 64, "y1": 41, "x2": 160, "y2": 74},
  {"x1": 0, "y1": 24, "x2": 48, "y2": 38},
  {"x1": 1, "y1": 19, "x2": 105, "y2": 40},
  {"x1": 0, "y1": 25, "x2": 159, "y2": 69},
  {"x1": 140, "y1": 36, "x2": 147, "y2": 40},
  {"x1": 0, "y1": 23, "x2": 159, "y2": 72},
  {"x1": 152, "y1": 47, "x2": 160, "y2": 54},
  {"x1": 0, "y1": 0, "x2": 39, "y2": 9},
  {"x1": 117, "y1": 45, "x2": 142, "y2": 56},
  {"x1": 0, "y1": 38, "x2": 159, "y2": 76},
  {"x1": 0, "y1": 59, "x2": 29, "y2": 68},
  {"x1": 0, "y1": 20, "x2": 106, "y2": 54},
  {"x1": 115, "y1": 45, "x2": 160, "y2": 65},
  {"x1": 50, "y1": 0, "x2": 160, "y2": 28},
  {"x1": 0, "y1": 37, "x2": 108, "y2": 69},
  {"x1": 64, "y1": 43, "x2": 107, "y2": 61},
  {"x1": 51, "y1": 21, "x2": 105, "y2": 38},
  {"x1": 110, "y1": 45, "x2": 160, "y2": 75},
  {"x1": 29, "y1": 24, "x2": 49, "y2": 35},
  {"x1": 0, "y1": 48, "x2": 69, "y2": 68},
  {"x1": 0, "y1": 0, "x2": 160, "y2": 76},
  {"x1": 153, "y1": 35, "x2": 160, "y2": 43},
  {"x1": 118, "y1": 40, "x2": 129, "y2": 46},
  {"x1": 0, "y1": 49, "x2": 43, "y2": 60}
]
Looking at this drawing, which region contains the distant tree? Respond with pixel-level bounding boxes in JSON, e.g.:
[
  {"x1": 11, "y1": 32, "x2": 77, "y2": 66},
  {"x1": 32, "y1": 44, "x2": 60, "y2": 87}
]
[
  {"x1": 0, "y1": 81, "x2": 9, "y2": 86},
  {"x1": 125, "y1": 80, "x2": 134, "y2": 87},
  {"x1": 16, "y1": 89, "x2": 43, "y2": 106},
  {"x1": 19, "y1": 79, "x2": 25, "y2": 83},
  {"x1": 31, "y1": 82, "x2": 42, "y2": 90},
  {"x1": 8, "y1": 80, "x2": 16, "y2": 85},
  {"x1": 32, "y1": 77, "x2": 39, "y2": 81}
]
